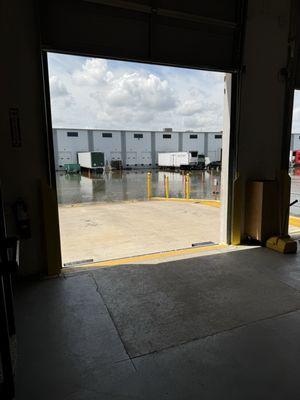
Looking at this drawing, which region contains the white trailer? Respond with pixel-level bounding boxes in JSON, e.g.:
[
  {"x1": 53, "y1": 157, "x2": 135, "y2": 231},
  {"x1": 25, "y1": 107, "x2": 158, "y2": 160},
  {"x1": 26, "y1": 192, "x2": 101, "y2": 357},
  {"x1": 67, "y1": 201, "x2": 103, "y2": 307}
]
[
  {"x1": 77, "y1": 151, "x2": 105, "y2": 172},
  {"x1": 158, "y1": 152, "x2": 189, "y2": 168},
  {"x1": 158, "y1": 151, "x2": 205, "y2": 170}
]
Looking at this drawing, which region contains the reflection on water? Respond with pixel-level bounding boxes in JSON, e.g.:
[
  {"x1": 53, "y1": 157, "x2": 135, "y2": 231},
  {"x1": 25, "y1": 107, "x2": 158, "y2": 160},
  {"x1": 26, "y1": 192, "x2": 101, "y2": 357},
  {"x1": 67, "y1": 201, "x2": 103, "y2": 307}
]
[
  {"x1": 56, "y1": 168, "x2": 300, "y2": 215},
  {"x1": 56, "y1": 170, "x2": 222, "y2": 205}
]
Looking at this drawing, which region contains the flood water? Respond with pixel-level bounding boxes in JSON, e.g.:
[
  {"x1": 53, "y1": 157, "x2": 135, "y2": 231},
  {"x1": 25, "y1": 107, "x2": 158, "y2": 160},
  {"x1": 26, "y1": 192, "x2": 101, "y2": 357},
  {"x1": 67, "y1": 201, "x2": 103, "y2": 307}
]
[
  {"x1": 56, "y1": 170, "x2": 222, "y2": 205},
  {"x1": 56, "y1": 169, "x2": 300, "y2": 216}
]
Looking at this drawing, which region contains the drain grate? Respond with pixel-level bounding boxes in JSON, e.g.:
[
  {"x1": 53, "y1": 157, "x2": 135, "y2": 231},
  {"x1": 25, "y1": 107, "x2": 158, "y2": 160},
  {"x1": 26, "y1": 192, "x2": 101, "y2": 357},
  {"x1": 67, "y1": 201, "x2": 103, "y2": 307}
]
[
  {"x1": 63, "y1": 258, "x2": 94, "y2": 267},
  {"x1": 191, "y1": 241, "x2": 216, "y2": 247}
]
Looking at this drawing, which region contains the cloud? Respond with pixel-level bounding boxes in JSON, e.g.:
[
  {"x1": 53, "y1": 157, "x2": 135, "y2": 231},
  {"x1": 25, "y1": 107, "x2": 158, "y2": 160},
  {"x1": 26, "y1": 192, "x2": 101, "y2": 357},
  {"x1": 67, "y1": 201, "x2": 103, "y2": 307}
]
[
  {"x1": 49, "y1": 76, "x2": 69, "y2": 97},
  {"x1": 73, "y1": 58, "x2": 113, "y2": 85},
  {"x1": 48, "y1": 54, "x2": 225, "y2": 131},
  {"x1": 179, "y1": 99, "x2": 220, "y2": 117},
  {"x1": 105, "y1": 72, "x2": 176, "y2": 111}
]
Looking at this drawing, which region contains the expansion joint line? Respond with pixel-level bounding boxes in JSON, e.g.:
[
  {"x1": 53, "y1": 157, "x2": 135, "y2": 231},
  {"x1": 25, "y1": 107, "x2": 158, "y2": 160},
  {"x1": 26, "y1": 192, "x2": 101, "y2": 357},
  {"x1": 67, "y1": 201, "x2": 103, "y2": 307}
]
[{"x1": 88, "y1": 273, "x2": 137, "y2": 371}]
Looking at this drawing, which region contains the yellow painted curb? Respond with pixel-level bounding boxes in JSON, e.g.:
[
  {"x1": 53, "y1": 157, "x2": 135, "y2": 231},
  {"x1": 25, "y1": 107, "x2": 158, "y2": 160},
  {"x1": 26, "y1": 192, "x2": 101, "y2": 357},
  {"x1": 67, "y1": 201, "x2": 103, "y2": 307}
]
[
  {"x1": 289, "y1": 216, "x2": 300, "y2": 227},
  {"x1": 151, "y1": 197, "x2": 221, "y2": 208},
  {"x1": 64, "y1": 244, "x2": 226, "y2": 271}
]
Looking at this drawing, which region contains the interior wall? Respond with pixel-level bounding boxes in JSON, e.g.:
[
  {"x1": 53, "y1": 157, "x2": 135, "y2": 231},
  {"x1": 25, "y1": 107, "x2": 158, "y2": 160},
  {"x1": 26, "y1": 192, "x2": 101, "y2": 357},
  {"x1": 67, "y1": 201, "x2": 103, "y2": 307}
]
[
  {"x1": 0, "y1": 0, "x2": 60, "y2": 275},
  {"x1": 233, "y1": 0, "x2": 293, "y2": 242},
  {"x1": 220, "y1": 74, "x2": 232, "y2": 243}
]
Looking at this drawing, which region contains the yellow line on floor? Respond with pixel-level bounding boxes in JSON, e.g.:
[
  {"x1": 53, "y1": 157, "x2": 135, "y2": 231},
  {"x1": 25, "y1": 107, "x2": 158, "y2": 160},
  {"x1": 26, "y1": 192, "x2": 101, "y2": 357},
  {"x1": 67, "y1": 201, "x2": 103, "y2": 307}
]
[
  {"x1": 151, "y1": 197, "x2": 221, "y2": 208},
  {"x1": 289, "y1": 216, "x2": 300, "y2": 227},
  {"x1": 64, "y1": 244, "x2": 227, "y2": 271}
]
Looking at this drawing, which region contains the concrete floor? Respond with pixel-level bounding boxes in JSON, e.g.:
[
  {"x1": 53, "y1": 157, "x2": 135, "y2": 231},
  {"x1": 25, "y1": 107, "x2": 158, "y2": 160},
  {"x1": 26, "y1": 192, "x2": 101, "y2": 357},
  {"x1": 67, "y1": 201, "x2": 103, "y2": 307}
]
[
  {"x1": 58, "y1": 201, "x2": 220, "y2": 265},
  {"x1": 15, "y1": 246, "x2": 300, "y2": 399}
]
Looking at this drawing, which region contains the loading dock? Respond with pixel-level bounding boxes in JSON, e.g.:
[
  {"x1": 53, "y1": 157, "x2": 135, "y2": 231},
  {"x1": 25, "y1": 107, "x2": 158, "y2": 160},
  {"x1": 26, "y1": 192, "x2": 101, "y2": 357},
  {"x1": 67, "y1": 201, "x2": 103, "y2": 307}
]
[
  {"x1": 59, "y1": 200, "x2": 221, "y2": 266},
  {"x1": 3, "y1": 0, "x2": 300, "y2": 398},
  {"x1": 53, "y1": 129, "x2": 223, "y2": 170}
]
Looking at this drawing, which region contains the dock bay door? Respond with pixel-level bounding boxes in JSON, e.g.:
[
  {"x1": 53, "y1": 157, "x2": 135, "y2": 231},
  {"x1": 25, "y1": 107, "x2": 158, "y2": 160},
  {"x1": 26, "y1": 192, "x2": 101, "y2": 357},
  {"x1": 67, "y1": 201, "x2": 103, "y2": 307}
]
[
  {"x1": 58, "y1": 151, "x2": 73, "y2": 169},
  {"x1": 126, "y1": 152, "x2": 137, "y2": 166}
]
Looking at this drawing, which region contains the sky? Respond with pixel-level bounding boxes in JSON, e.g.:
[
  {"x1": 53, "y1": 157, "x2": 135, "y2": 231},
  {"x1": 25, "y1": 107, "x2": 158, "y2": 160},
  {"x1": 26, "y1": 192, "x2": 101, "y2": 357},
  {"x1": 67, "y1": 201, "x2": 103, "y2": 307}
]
[
  {"x1": 47, "y1": 53, "x2": 225, "y2": 132},
  {"x1": 48, "y1": 53, "x2": 300, "y2": 132}
]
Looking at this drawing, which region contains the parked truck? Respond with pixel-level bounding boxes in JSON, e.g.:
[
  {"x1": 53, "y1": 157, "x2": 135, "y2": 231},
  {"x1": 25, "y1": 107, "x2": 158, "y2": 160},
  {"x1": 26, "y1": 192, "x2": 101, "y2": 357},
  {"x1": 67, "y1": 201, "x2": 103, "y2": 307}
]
[
  {"x1": 158, "y1": 151, "x2": 205, "y2": 170},
  {"x1": 77, "y1": 151, "x2": 105, "y2": 174}
]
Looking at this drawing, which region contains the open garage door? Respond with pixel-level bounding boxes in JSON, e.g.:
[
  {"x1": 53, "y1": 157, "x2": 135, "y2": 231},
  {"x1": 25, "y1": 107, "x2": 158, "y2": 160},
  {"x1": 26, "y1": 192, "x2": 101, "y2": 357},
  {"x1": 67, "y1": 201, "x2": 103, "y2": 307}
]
[{"x1": 39, "y1": 0, "x2": 244, "y2": 270}]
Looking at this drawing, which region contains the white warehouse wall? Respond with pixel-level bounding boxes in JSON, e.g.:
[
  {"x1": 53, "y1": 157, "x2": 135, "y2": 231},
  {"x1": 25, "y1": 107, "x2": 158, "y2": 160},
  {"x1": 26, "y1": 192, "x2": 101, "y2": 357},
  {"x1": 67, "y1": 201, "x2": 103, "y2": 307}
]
[
  {"x1": 53, "y1": 128, "x2": 228, "y2": 169},
  {"x1": 182, "y1": 133, "x2": 205, "y2": 154},
  {"x1": 54, "y1": 130, "x2": 300, "y2": 170},
  {"x1": 54, "y1": 129, "x2": 89, "y2": 168},
  {"x1": 292, "y1": 133, "x2": 300, "y2": 151},
  {"x1": 208, "y1": 133, "x2": 222, "y2": 162},
  {"x1": 53, "y1": 128, "x2": 300, "y2": 170},
  {"x1": 93, "y1": 130, "x2": 122, "y2": 164},
  {"x1": 155, "y1": 132, "x2": 179, "y2": 162},
  {"x1": 125, "y1": 131, "x2": 152, "y2": 166}
]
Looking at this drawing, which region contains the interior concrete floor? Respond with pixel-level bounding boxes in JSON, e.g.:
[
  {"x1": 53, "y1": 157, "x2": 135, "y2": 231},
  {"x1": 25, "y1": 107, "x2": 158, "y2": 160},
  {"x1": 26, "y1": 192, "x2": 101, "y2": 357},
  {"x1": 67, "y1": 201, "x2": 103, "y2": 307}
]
[{"x1": 15, "y1": 246, "x2": 300, "y2": 399}]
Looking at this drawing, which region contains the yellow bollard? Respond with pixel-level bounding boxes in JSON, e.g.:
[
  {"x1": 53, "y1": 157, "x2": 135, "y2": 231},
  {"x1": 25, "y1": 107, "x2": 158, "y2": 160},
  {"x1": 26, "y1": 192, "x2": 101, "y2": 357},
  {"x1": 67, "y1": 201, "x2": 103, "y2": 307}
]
[
  {"x1": 147, "y1": 171, "x2": 152, "y2": 199},
  {"x1": 185, "y1": 173, "x2": 190, "y2": 199},
  {"x1": 164, "y1": 175, "x2": 169, "y2": 198}
]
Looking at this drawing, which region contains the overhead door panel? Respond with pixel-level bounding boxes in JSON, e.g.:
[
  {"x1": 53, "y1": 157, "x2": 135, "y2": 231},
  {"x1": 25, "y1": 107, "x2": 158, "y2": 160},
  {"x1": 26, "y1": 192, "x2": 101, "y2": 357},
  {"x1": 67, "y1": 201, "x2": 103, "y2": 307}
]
[
  {"x1": 58, "y1": 151, "x2": 72, "y2": 168},
  {"x1": 141, "y1": 152, "x2": 152, "y2": 165},
  {"x1": 157, "y1": 0, "x2": 238, "y2": 22},
  {"x1": 126, "y1": 152, "x2": 137, "y2": 166},
  {"x1": 111, "y1": 151, "x2": 122, "y2": 161},
  {"x1": 39, "y1": 0, "x2": 245, "y2": 72},
  {"x1": 40, "y1": 1, "x2": 150, "y2": 59},
  {"x1": 152, "y1": 16, "x2": 236, "y2": 69},
  {"x1": 291, "y1": 1, "x2": 300, "y2": 88}
]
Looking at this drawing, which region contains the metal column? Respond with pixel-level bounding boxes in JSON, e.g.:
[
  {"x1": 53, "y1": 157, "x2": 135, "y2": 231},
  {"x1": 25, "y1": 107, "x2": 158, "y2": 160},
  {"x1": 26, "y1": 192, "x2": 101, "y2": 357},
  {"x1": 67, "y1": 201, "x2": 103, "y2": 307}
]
[
  {"x1": 151, "y1": 132, "x2": 156, "y2": 167},
  {"x1": 121, "y1": 131, "x2": 126, "y2": 167},
  {"x1": 87, "y1": 130, "x2": 94, "y2": 152}
]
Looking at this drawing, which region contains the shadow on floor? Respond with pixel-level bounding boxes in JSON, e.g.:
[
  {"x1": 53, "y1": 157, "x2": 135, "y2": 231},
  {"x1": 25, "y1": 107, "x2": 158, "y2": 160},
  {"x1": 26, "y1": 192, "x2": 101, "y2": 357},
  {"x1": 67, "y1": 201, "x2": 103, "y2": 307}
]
[{"x1": 15, "y1": 247, "x2": 300, "y2": 399}]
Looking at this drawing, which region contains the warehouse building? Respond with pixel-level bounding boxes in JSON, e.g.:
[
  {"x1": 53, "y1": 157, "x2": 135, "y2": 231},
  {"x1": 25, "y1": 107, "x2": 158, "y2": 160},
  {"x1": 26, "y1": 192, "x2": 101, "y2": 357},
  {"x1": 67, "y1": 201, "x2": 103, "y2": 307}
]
[
  {"x1": 53, "y1": 128, "x2": 223, "y2": 169},
  {"x1": 54, "y1": 129, "x2": 300, "y2": 170},
  {"x1": 291, "y1": 133, "x2": 300, "y2": 151}
]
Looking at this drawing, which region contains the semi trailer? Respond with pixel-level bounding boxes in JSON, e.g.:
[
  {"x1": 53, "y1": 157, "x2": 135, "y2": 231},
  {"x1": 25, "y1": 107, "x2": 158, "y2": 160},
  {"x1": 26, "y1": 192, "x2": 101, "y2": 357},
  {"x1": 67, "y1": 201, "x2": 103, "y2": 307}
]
[
  {"x1": 158, "y1": 151, "x2": 206, "y2": 170},
  {"x1": 77, "y1": 151, "x2": 105, "y2": 173}
]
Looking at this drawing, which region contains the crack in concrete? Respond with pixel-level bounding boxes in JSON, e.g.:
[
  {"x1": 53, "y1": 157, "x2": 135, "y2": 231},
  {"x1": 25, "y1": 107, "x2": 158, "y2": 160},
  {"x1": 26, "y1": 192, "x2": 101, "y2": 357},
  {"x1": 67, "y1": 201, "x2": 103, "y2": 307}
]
[
  {"x1": 88, "y1": 269, "x2": 300, "y2": 366},
  {"x1": 129, "y1": 307, "x2": 300, "y2": 361},
  {"x1": 88, "y1": 272, "x2": 137, "y2": 372}
]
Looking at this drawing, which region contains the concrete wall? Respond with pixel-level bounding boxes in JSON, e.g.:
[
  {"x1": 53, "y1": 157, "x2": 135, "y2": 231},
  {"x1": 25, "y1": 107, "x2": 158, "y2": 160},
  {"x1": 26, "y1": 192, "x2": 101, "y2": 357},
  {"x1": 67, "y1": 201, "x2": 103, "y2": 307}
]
[
  {"x1": 220, "y1": 74, "x2": 232, "y2": 244},
  {"x1": 125, "y1": 131, "x2": 152, "y2": 166},
  {"x1": 0, "y1": 0, "x2": 60, "y2": 275},
  {"x1": 155, "y1": 132, "x2": 179, "y2": 160},
  {"x1": 208, "y1": 133, "x2": 223, "y2": 162},
  {"x1": 56, "y1": 129, "x2": 89, "y2": 166},
  {"x1": 182, "y1": 133, "x2": 205, "y2": 154},
  {"x1": 93, "y1": 130, "x2": 122, "y2": 164},
  {"x1": 232, "y1": 0, "x2": 293, "y2": 243},
  {"x1": 292, "y1": 133, "x2": 300, "y2": 150}
]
